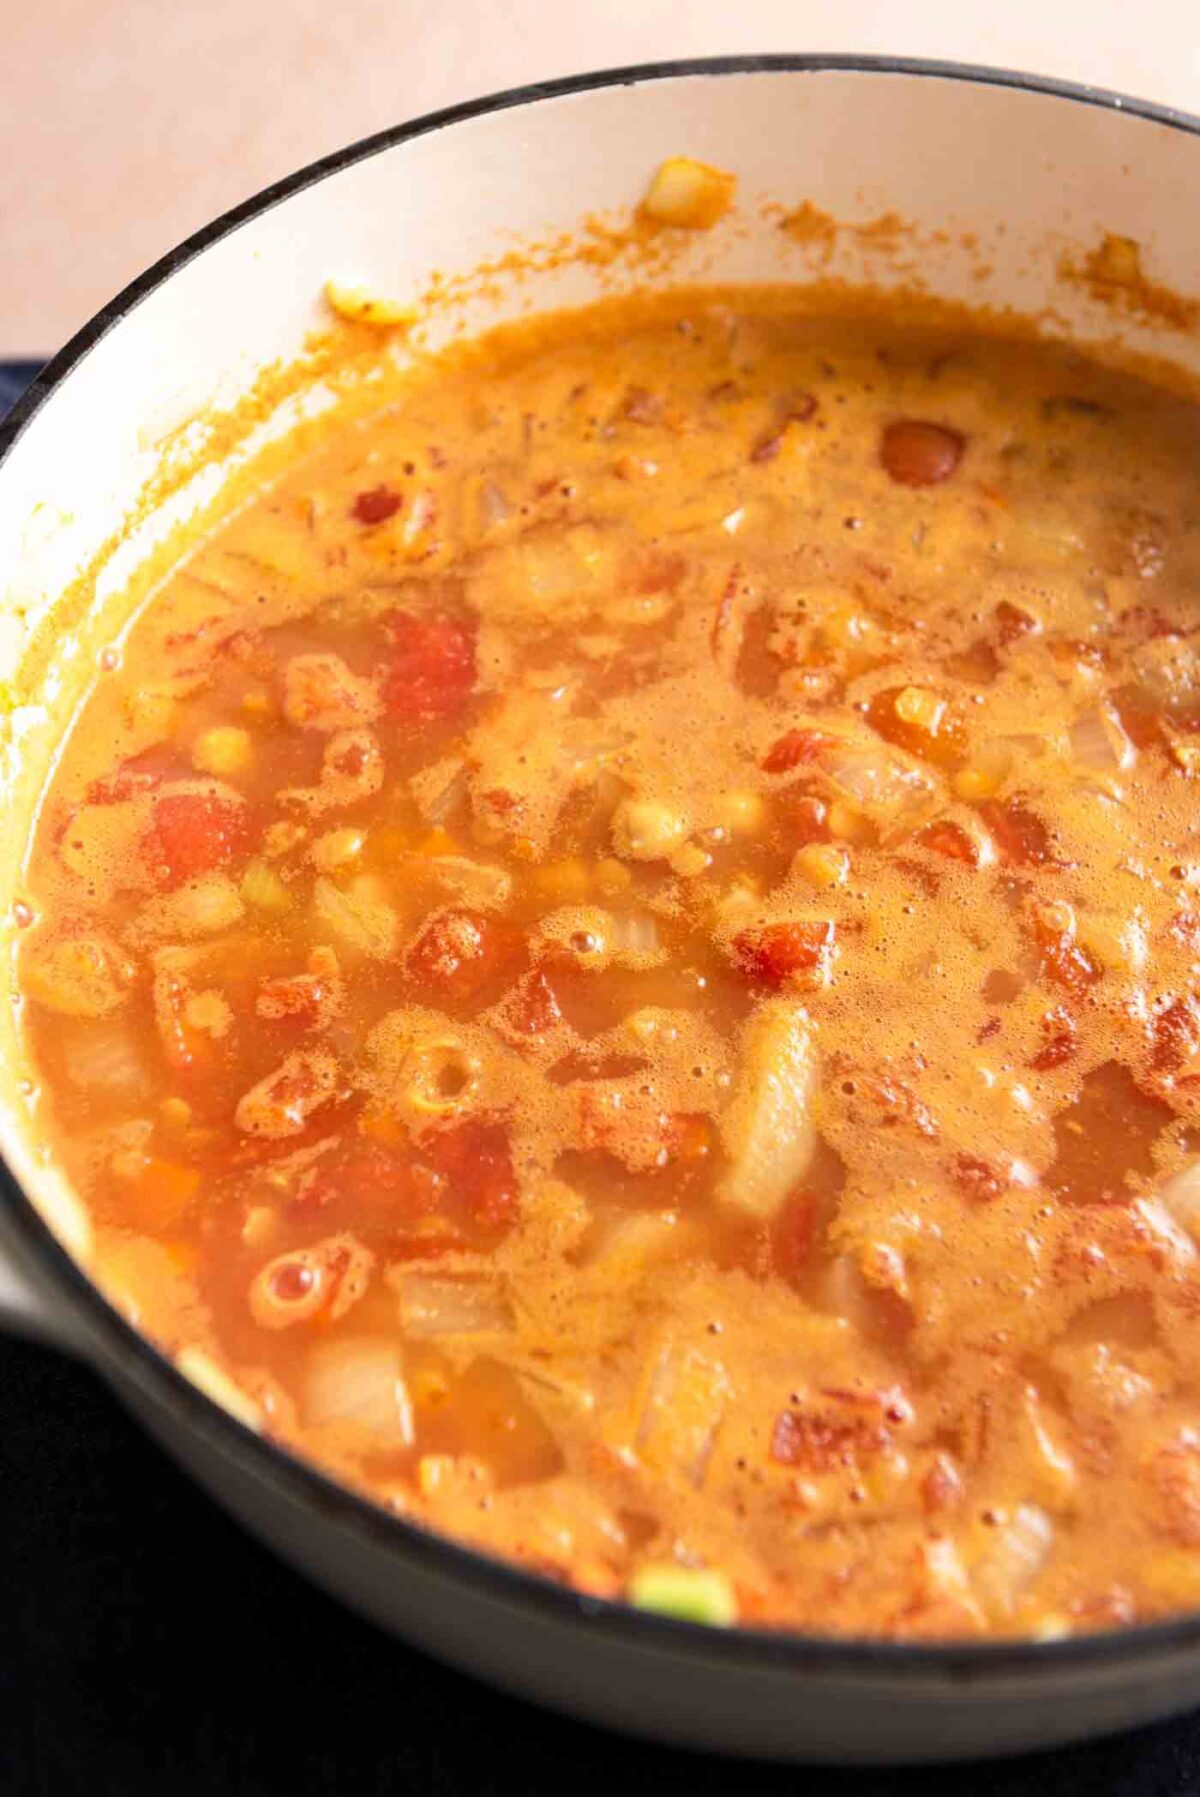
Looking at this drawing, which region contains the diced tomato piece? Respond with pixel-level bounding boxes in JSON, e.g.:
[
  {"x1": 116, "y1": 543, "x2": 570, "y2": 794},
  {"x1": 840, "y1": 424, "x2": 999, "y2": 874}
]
[
  {"x1": 497, "y1": 967, "x2": 563, "y2": 1037},
  {"x1": 1150, "y1": 995, "x2": 1200, "y2": 1076},
  {"x1": 772, "y1": 1190, "x2": 819, "y2": 1283},
  {"x1": 731, "y1": 920, "x2": 835, "y2": 990},
  {"x1": 89, "y1": 747, "x2": 190, "y2": 805},
  {"x1": 404, "y1": 907, "x2": 526, "y2": 1003},
  {"x1": 915, "y1": 819, "x2": 981, "y2": 865},
  {"x1": 427, "y1": 1118, "x2": 519, "y2": 1229},
  {"x1": 867, "y1": 686, "x2": 965, "y2": 766},
  {"x1": 628, "y1": 549, "x2": 687, "y2": 596},
  {"x1": 771, "y1": 1405, "x2": 889, "y2": 1472},
  {"x1": 305, "y1": 1142, "x2": 447, "y2": 1221},
  {"x1": 144, "y1": 791, "x2": 254, "y2": 889},
  {"x1": 256, "y1": 951, "x2": 342, "y2": 1033},
  {"x1": 951, "y1": 1153, "x2": 1004, "y2": 1202},
  {"x1": 880, "y1": 419, "x2": 965, "y2": 487},
  {"x1": 381, "y1": 610, "x2": 476, "y2": 724},
  {"x1": 921, "y1": 1452, "x2": 965, "y2": 1515},
  {"x1": 977, "y1": 796, "x2": 1056, "y2": 868},
  {"x1": 782, "y1": 789, "x2": 833, "y2": 846},
  {"x1": 577, "y1": 1087, "x2": 715, "y2": 1179},
  {"x1": 1026, "y1": 904, "x2": 1101, "y2": 994},
  {"x1": 1031, "y1": 1005, "x2": 1078, "y2": 1071},
  {"x1": 351, "y1": 485, "x2": 401, "y2": 525},
  {"x1": 761, "y1": 728, "x2": 832, "y2": 774},
  {"x1": 994, "y1": 599, "x2": 1039, "y2": 645}
]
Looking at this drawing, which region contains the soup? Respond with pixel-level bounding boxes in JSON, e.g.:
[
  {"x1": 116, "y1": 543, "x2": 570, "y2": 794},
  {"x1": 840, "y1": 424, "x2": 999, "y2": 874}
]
[{"x1": 17, "y1": 284, "x2": 1200, "y2": 1640}]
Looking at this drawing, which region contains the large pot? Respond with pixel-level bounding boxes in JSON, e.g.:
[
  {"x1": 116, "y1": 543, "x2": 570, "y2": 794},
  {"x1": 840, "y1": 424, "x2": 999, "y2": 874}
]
[{"x1": 3, "y1": 56, "x2": 1200, "y2": 1764}]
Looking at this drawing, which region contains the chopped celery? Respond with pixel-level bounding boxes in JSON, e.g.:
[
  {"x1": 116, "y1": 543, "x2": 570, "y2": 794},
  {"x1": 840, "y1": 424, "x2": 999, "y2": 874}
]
[{"x1": 628, "y1": 1564, "x2": 736, "y2": 1627}]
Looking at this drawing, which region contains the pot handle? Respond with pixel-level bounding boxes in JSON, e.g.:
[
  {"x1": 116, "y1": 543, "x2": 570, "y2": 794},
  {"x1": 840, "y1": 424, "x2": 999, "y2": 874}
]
[{"x1": 0, "y1": 1225, "x2": 88, "y2": 1354}]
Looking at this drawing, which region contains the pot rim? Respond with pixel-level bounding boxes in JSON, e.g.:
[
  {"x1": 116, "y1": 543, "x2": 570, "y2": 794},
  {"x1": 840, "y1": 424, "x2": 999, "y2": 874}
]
[{"x1": 4, "y1": 52, "x2": 1200, "y2": 1684}]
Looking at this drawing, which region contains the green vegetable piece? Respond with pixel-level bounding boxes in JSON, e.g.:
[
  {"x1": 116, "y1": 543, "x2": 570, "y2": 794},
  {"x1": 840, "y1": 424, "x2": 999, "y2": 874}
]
[{"x1": 627, "y1": 1564, "x2": 736, "y2": 1627}]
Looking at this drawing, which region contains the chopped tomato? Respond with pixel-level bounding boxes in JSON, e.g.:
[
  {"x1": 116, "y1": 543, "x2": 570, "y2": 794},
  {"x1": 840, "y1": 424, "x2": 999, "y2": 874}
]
[
  {"x1": 404, "y1": 907, "x2": 526, "y2": 1003},
  {"x1": 977, "y1": 796, "x2": 1057, "y2": 868},
  {"x1": 867, "y1": 686, "x2": 965, "y2": 766},
  {"x1": 427, "y1": 1118, "x2": 519, "y2": 1229},
  {"x1": 731, "y1": 920, "x2": 835, "y2": 990},
  {"x1": 1031, "y1": 1005, "x2": 1078, "y2": 1071},
  {"x1": 772, "y1": 1190, "x2": 820, "y2": 1283},
  {"x1": 381, "y1": 610, "x2": 476, "y2": 723},
  {"x1": 771, "y1": 1405, "x2": 889, "y2": 1472},
  {"x1": 915, "y1": 819, "x2": 981, "y2": 865},
  {"x1": 1026, "y1": 904, "x2": 1101, "y2": 994},
  {"x1": 1150, "y1": 995, "x2": 1200, "y2": 1076},
  {"x1": 761, "y1": 728, "x2": 832, "y2": 774},
  {"x1": 995, "y1": 599, "x2": 1040, "y2": 645},
  {"x1": 144, "y1": 791, "x2": 254, "y2": 889},
  {"x1": 496, "y1": 967, "x2": 563, "y2": 1037},
  {"x1": 351, "y1": 485, "x2": 402, "y2": 525}
]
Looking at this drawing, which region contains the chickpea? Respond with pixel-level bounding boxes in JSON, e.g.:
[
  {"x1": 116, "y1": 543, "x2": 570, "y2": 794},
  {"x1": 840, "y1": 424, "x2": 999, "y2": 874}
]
[{"x1": 612, "y1": 796, "x2": 690, "y2": 862}]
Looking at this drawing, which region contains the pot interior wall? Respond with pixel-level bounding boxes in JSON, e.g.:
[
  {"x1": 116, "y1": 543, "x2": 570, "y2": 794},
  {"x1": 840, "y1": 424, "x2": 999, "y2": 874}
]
[{"x1": 1, "y1": 59, "x2": 1198, "y2": 1263}]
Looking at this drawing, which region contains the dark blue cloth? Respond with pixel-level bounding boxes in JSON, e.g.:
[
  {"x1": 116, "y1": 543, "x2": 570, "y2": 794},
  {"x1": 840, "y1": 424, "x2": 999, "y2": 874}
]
[
  {"x1": 0, "y1": 360, "x2": 42, "y2": 422},
  {"x1": 0, "y1": 357, "x2": 1196, "y2": 1794}
]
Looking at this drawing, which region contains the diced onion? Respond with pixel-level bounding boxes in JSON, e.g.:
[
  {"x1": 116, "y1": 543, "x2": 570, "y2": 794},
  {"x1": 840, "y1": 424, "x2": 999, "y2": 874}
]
[
  {"x1": 973, "y1": 1504, "x2": 1053, "y2": 1617},
  {"x1": 396, "y1": 1274, "x2": 514, "y2": 1338},
  {"x1": 633, "y1": 1335, "x2": 730, "y2": 1486},
  {"x1": 303, "y1": 1336, "x2": 414, "y2": 1440},
  {"x1": 1070, "y1": 705, "x2": 1134, "y2": 772},
  {"x1": 313, "y1": 875, "x2": 398, "y2": 959},
  {"x1": 718, "y1": 1000, "x2": 817, "y2": 1218},
  {"x1": 1157, "y1": 1162, "x2": 1200, "y2": 1243},
  {"x1": 826, "y1": 745, "x2": 931, "y2": 816},
  {"x1": 65, "y1": 1021, "x2": 151, "y2": 1096}
]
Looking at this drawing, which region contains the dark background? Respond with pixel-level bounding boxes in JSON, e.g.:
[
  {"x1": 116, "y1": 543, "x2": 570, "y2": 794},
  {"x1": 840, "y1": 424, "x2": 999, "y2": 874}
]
[{"x1": 2, "y1": 362, "x2": 1198, "y2": 1796}]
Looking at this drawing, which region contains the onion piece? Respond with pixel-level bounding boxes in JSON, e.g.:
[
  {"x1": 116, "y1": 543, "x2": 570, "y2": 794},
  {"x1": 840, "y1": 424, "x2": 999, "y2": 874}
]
[
  {"x1": 410, "y1": 757, "x2": 469, "y2": 826},
  {"x1": 973, "y1": 1504, "x2": 1053, "y2": 1617},
  {"x1": 632, "y1": 1334, "x2": 730, "y2": 1486},
  {"x1": 65, "y1": 1021, "x2": 151, "y2": 1096},
  {"x1": 303, "y1": 1336, "x2": 414, "y2": 1440},
  {"x1": 717, "y1": 1000, "x2": 817, "y2": 1218},
  {"x1": 825, "y1": 744, "x2": 932, "y2": 817},
  {"x1": 312, "y1": 874, "x2": 398, "y2": 959},
  {"x1": 1070, "y1": 704, "x2": 1135, "y2": 772},
  {"x1": 536, "y1": 906, "x2": 664, "y2": 969},
  {"x1": 395, "y1": 1273, "x2": 514, "y2": 1339},
  {"x1": 1157, "y1": 1162, "x2": 1200, "y2": 1242}
]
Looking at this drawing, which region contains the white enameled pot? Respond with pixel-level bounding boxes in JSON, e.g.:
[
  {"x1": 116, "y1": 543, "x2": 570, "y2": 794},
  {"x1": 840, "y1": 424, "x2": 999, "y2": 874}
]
[{"x1": 3, "y1": 57, "x2": 1200, "y2": 1765}]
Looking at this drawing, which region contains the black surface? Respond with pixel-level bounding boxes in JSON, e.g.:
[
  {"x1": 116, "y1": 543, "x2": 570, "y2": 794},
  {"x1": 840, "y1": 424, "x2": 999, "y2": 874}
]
[{"x1": 2, "y1": 302, "x2": 1199, "y2": 1791}]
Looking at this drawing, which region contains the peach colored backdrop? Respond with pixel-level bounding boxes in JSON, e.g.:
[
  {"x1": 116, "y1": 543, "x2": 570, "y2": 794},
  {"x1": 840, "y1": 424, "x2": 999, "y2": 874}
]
[{"x1": 4, "y1": 0, "x2": 1200, "y2": 355}]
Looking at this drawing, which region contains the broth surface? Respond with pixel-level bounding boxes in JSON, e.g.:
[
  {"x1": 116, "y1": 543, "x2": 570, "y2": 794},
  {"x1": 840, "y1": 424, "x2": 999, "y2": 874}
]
[{"x1": 19, "y1": 290, "x2": 1200, "y2": 1638}]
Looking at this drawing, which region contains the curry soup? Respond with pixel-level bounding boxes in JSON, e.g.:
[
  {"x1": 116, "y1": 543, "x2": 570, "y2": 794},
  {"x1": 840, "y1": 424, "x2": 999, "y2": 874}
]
[{"x1": 17, "y1": 289, "x2": 1200, "y2": 1640}]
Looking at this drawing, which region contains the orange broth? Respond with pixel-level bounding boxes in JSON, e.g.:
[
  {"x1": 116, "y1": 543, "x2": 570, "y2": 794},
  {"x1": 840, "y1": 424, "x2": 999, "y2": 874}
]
[{"x1": 18, "y1": 288, "x2": 1200, "y2": 1638}]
